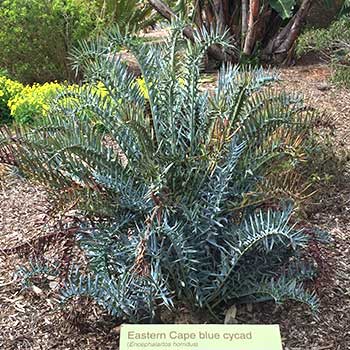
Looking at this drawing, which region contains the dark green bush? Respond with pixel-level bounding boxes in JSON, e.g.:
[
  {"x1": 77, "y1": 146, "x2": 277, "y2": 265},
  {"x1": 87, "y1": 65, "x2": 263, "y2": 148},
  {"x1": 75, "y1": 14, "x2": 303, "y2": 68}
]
[
  {"x1": 2, "y1": 26, "x2": 328, "y2": 322},
  {"x1": 0, "y1": 1, "x2": 156, "y2": 84},
  {"x1": 0, "y1": 0, "x2": 97, "y2": 83}
]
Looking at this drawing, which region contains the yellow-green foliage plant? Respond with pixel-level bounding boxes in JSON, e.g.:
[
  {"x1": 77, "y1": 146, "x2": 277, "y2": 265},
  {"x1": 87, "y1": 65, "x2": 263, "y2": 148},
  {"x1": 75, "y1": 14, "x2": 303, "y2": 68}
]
[
  {"x1": 0, "y1": 75, "x2": 24, "y2": 124},
  {"x1": 0, "y1": 77, "x2": 116, "y2": 125},
  {"x1": 8, "y1": 82, "x2": 64, "y2": 125}
]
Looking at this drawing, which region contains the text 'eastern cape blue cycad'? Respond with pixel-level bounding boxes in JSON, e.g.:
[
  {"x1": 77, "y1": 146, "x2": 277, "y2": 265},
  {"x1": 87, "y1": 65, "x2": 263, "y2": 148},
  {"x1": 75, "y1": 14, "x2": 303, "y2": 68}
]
[{"x1": 4, "y1": 25, "x2": 327, "y2": 322}]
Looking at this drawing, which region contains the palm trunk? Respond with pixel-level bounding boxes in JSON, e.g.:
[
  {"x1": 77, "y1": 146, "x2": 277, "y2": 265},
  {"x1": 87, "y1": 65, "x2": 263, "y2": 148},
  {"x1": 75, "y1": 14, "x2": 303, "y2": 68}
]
[
  {"x1": 243, "y1": 0, "x2": 259, "y2": 55},
  {"x1": 263, "y1": 0, "x2": 314, "y2": 60},
  {"x1": 212, "y1": 0, "x2": 225, "y2": 28},
  {"x1": 150, "y1": 0, "x2": 314, "y2": 65},
  {"x1": 194, "y1": 0, "x2": 204, "y2": 29},
  {"x1": 275, "y1": 0, "x2": 314, "y2": 54},
  {"x1": 241, "y1": 0, "x2": 248, "y2": 42},
  {"x1": 148, "y1": 0, "x2": 233, "y2": 62}
]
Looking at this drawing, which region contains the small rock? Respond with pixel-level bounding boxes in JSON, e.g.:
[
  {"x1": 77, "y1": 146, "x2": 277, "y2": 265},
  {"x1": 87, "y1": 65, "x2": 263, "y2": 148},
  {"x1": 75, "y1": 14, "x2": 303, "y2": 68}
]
[
  {"x1": 247, "y1": 303, "x2": 253, "y2": 313},
  {"x1": 32, "y1": 285, "x2": 43, "y2": 295},
  {"x1": 110, "y1": 325, "x2": 122, "y2": 335},
  {"x1": 49, "y1": 281, "x2": 59, "y2": 290},
  {"x1": 224, "y1": 305, "x2": 238, "y2": 324},
  {"x1": 316, "y1": 83, "x2": 331, "y2": 91}
]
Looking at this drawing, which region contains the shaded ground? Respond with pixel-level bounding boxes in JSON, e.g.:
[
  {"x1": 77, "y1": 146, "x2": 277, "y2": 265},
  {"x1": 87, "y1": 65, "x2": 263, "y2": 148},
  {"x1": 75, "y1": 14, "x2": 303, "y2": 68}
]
[{"x1": 0, "y1": 64, "x2": 349, "y2": 350}]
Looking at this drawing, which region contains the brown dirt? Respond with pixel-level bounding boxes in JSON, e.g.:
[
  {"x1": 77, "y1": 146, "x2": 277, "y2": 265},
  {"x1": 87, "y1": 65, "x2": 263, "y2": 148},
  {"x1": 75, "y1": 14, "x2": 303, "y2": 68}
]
[
  {"x1": 278, "y1": 64, "x2": 350, "y2": 150},
  {"x1": 0, "y1": 64, "x2": 349, "y2": 350}
]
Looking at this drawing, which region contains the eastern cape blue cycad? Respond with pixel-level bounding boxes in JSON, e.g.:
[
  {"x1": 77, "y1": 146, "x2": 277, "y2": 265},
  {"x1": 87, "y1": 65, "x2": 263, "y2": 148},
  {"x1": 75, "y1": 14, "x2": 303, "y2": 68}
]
[{"x1": 2, "y1": 25, "x2": 327, "y2": 321}]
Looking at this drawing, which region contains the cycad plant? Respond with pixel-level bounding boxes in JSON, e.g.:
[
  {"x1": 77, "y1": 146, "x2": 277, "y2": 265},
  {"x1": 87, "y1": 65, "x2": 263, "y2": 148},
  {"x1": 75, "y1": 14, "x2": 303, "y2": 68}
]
[{"x1": 1, "y1": 24, "x2": 327, "y2": 322}]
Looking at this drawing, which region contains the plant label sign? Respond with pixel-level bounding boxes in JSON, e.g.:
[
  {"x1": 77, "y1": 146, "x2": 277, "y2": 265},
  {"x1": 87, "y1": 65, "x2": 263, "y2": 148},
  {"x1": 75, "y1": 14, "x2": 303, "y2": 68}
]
[{"x1": 120, "y1": 324, "x2": 283, "y2": 350}]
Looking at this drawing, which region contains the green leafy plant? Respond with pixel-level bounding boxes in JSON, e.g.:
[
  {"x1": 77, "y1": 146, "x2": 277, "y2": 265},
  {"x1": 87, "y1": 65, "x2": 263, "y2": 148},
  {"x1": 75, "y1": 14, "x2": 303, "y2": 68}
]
[
  {"x1": 269, "y1": 0, "x2": 296, "y2": 19},
  {"x1": 2, "y1": 25, "x2": 327, "y2": 322},
  {"x1": 340, "y1": 0, "x2": 350, "y2": 16}
]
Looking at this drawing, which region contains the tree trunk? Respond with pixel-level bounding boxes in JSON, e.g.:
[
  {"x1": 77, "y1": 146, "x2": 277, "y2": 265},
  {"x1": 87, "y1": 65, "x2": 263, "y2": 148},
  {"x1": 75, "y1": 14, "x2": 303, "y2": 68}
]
[
  {"x1": 149, "y1": 0, "x2": 315, "y2": 65},
  {"x1": 222, "y1": 0, "x2": 230, "y2": 26},
  {"x1": 148, "y1": 0, "x2": 233, "y2": 62},
  {"x1": 243, "y1": 0, "x2": 260, "y2": 55},
  {"x1": 263, "y1": 0, "x2": 315, "y2": 61},
  {"x1": 241, "y1": 0, "x2": 248, "y2": 41},
  {"x1": 274, "y1": 0, "x2": 314, "y2": 54},
  {"x1": 212, "y1": 0, "x2": 225, "y2": 28},
  {"x1": 194, "y1": 0, "x2": 204, "y2": 29}
]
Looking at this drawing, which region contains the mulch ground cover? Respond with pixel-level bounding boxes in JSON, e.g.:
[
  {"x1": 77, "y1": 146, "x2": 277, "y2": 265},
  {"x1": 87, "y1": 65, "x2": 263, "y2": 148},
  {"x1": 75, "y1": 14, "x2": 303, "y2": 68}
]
[{"x1": 0, "y1": 64, "x2": 349, "y2": 350}]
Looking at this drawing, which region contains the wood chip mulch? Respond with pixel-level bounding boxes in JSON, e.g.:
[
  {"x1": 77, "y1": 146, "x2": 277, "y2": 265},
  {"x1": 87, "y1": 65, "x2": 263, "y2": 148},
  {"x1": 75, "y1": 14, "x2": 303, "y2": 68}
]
[{"x1": 0, "y1": 64, "x2": 349, "y2": 350}]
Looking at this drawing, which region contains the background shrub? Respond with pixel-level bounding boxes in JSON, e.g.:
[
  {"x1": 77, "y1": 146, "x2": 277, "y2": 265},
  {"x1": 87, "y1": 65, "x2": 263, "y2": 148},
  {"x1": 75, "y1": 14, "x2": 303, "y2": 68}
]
[
  {"x1": 0, "y1": 0, "x2": 97, "y2": 83},
  {"x1": 0, "y1": 0, "x2": 157, "y2": 84}
]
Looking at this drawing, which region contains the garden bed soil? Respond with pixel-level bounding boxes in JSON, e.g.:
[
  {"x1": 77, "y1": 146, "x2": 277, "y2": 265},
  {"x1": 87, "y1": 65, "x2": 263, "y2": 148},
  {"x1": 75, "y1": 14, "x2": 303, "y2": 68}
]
[{"x1": 0, "y1": 64, "x2": 349, "y2": 350}]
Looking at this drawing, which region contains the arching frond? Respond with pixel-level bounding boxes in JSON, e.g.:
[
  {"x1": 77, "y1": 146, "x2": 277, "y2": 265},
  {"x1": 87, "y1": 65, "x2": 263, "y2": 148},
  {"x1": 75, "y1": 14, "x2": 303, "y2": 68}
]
[{"x1": 2, "y1": 24, "x2": 327, "y2": 322}]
